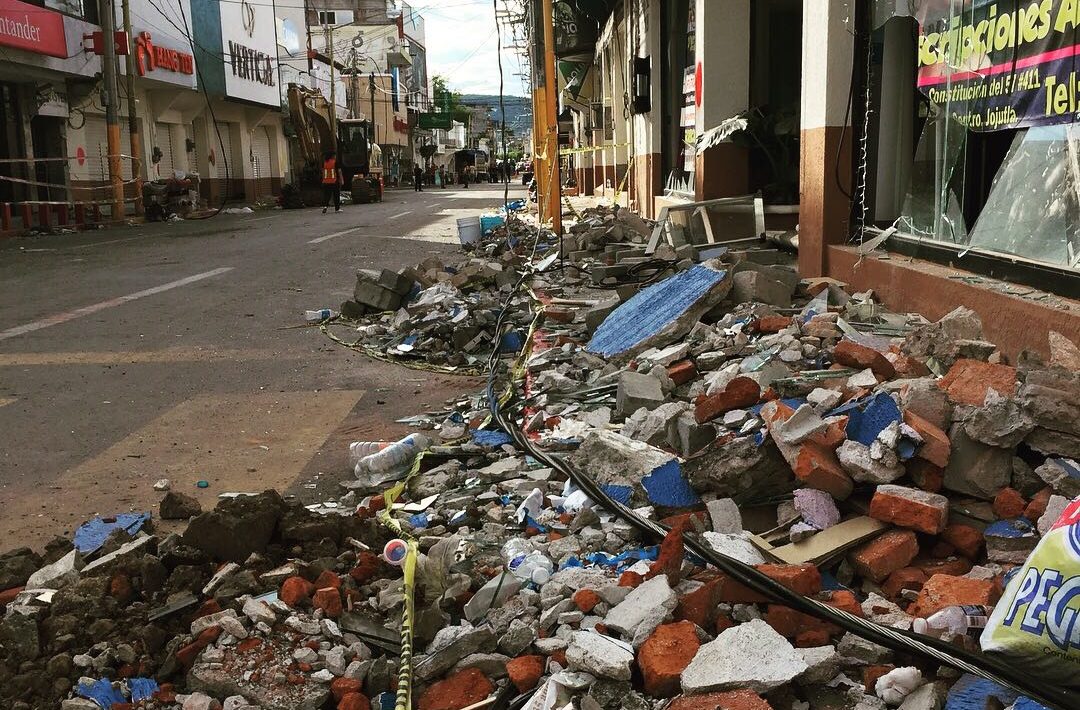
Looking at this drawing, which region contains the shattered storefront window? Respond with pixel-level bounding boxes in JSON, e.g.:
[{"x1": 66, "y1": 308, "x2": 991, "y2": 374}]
[
  {"x1": 967, "y1": 124, "x2": 1080, "y2": 267},
  {"x1": 874, "y1": 0, "x2": 1080, "y2": 271}
]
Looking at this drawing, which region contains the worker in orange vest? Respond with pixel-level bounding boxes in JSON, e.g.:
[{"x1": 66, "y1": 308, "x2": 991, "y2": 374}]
[{"x1": 321, "y1": 149, "x2": 342, "y2": 214}]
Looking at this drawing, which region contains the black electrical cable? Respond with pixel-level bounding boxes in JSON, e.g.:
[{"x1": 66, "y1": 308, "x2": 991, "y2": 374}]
[{"x1": 477, "y1": 266, "x2": 1072, "y2": 710}]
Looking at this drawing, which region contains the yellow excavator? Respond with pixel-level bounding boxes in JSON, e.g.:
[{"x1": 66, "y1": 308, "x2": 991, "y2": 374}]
[{"x1": 286, "y1": 83, "x2": 383, "y2": 205}]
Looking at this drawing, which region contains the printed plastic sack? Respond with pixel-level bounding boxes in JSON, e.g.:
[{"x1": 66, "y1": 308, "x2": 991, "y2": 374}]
[{"x1": 981, "y1": 496, "x2": 1080, "y2": 686}]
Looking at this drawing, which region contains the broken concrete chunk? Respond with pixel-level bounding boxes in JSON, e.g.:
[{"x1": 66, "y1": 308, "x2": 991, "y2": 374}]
[
  {"x1": 603, "y1": 575, "x2": 676, "y2": 643},
  {"x1": 566, "y1": 631, "x2": 634, "y2": 680},
  {"x1": 942, "y1": 425, "x2": 1012, "y2": 499},
  {"x1": 25, "y1": 549, "x2": 83, "y2": 590},
  {"x1": 1033, "y1": 457, "x2": 1080, "y2": 498},
  {"x1": 680, "y1": 618, "x2": 807, "y2": 694},
  {"x1": 706, "y1": 498, "x2": 743, "y2": 534},
  {"x1": 837, "y1": 440, "x2": 906, "y2": 484},
  {"x1": 701, "y1": 532, "x2": 766, "y2": 565},
  {"x1": 616, "y1": 371, "x2": 665, "y2": 416}
]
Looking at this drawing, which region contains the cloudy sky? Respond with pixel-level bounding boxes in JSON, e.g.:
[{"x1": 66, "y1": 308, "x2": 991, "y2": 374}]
[{"x1": 413, "y1": 0, "x2": 528, "y2": 97}]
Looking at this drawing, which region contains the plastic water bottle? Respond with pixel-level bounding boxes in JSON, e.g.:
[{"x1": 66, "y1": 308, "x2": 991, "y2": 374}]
[
  {"x1": 912, "y1": 605, "x2": 992, "y2": 639},
  {"x1": 354, "y1": 433, "x2": 431, "y2": 479},
  {"x1": 501, "y1": 539, "x2": 554, "y2": 585},
  {"x1": 305, "y1": 309, "x2": 337, "y2": 322},
  {"x1": 349, "y1": 441, "x2": 391, "y2": 467}
]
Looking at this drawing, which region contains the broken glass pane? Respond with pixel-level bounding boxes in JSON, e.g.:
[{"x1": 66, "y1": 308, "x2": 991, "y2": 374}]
[
  {"x1": 967, "y1": 124, "x2": 1080, "y2": 270},
  {"x1": 895, "y1": 105, "x2": 970, "y2": 244}
]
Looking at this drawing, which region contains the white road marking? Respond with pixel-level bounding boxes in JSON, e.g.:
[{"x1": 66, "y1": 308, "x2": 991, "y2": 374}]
[
  {"x1": 307, "y1": 227, "x2": 364, "y2": 244},
  {"x1": 388, "y1": 211, "x2": 411, "y2": 220},
  {"x1": 0, "y1": 267, "x2": 234, "y2": 342}
]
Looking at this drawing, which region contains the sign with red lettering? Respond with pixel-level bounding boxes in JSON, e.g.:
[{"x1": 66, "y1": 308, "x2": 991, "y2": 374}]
[
  {"x1": 134, "y1": 31, "x2": 193, "y2": 77},
  {"x1": 0, "y1": 0, "x2": 66, "y2": 58}
]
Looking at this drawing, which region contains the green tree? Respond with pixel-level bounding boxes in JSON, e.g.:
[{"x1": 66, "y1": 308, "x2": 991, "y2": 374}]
[{"x1": 431, "y1": 75, "x2": 469, "y2": 123}]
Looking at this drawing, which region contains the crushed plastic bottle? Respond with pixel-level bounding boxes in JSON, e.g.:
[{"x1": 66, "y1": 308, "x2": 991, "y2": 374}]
[
  {"x1": 501, "y1": 538, "x2": 554, "y2": 585},
  {"x1": 912, "y1": 605, "x2": 992, "y2": 639},
  {"x1": 305, "y1": 309, "x2": 337, "y2": 322},
  {"x1": 349, "y1": 441, "x2": 391, "y2": 468},
  {"x1": 354, "y1": 433, "x2": 431, "y2": 486}
]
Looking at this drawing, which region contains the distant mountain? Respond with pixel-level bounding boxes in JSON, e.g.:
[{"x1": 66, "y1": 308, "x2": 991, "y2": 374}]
[{"x1": 459, "y1": 94, "x2": 532, "y2": 135}]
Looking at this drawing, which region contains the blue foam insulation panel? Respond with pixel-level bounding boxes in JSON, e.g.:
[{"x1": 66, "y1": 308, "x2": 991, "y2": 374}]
[
  {"x1": 77, "y1": 678, "x2": 127, "y2": 708},
  {"x1": 601, "y1": 484, "x2": 634, "y2": 506},
  {"x1": 128, "y1": 678, "x2": 160, "y2": 702},
  {"x1": 641, "y1": 460, "x2": 700, "y2": 508},
  {"x1": 74, "y1": 513, "x2": 151, "y2": 554},
  {"x1": 984, "y1": 517, "x2": 1035, "y2": 539},
  {"x1": 1013, "y1": 698, "x2": 1053, "y2": 710},
  {"x1": 844, "y1": 392, "x2": 902, "y2": 446},
  {"x1": 471, "y1": 429, "x2": 513, "y2": 447},
  {"x1": 586, "y1": 265, "x2": 727, "y2": 358},
  {"x1": 945, "y1": 674, "x2": 1017, "y2": 710}
]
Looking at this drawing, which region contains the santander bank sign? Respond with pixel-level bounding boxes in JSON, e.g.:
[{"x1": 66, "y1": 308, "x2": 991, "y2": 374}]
[{"x1": 0, "y1": 0, "x2": 67, "y2": 58}]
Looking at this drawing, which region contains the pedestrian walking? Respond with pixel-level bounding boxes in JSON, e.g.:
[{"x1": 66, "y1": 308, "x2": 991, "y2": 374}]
[
  {"x1": 463, "y1": 167, "x2": 470, "y2": 189},
  {"x1": 414, "y1": 164, "x2": 424, "y2": 191},
  {"x1": 440, "y1": 167, "x2": 447, "y2": 189},
  {"x1": 321, "y1": 149, "x2": 341, "y2": 213}
]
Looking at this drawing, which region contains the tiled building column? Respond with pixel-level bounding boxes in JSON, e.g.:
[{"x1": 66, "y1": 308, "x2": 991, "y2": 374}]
[
  {"x1": 799, "y1": 0, "x2": 855, "y2": 277},
  {"x1": 694, "y1": 0, "x2": 750, "y2": 201}
]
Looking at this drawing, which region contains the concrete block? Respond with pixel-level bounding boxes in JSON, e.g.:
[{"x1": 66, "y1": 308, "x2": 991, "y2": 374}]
[
  {"x1": 353, "y1": 276, "x2": 402, "y2": 312},
  {"x1": 378, "y1": 268, "x2": 414, "y2": 296},
  {"x1": 731, "y1": 271, "x2": 794, "y2": 307},
  {"x1": 604, "y1": 575, "x2": 677, "y2": 641},
  {"x1": 706, "y1": 498, "x2": 743, "y2": 534},
  {"x1": 339, "y1": 300, "x2": 367, "y2": 319},
  {"x1": 943, "y1": 424, "x2": 1012, "y2": 499},
  {"x1": 983, "y1": 518, "x2": 1038, "y2": 564},
  {"x1": 680, "y1": 618, "x2": 807, "y2": 694},
  {"x1": 591, "y1": 264, "x2": 629, "y2": 283},
  {"x1": 616, "y1": 371, "x2": 664, "y2": 416},
  {"x1": 584, "y1": 298, "x2": 620, "y2": 335}
]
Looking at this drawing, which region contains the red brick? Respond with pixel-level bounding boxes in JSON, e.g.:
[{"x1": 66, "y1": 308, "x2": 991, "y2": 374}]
[
  {"x1": 869, "y1": 485, "x2": 948, "y2": 534},
  {"x1": 236, "y1": 638, "x2": 262, "y2": 653},
  {"x1": 764, "y1": 605, "x2": 831, "y2": 640},
  {"x1": 796, "y1": 629, "x2": 832, "y2": 648},
  {"x1": 714, "y1": 615, "x2": 735, "y2": 634},
  {"x1": 109, "y1": 573, "x2": 135, "y2": 604},
  {"x1": 314, "y1": 570, "x2": 343, "y2": 590},
  {"x1": 823, "y1": 590, "x2": 865, "y2": 619},
  {"x1": 993, "y1": 487, "x2": 1027, "y2": 519},
  {"x1": 647, "y1": 518, "x2": 689, "y2": 583},
  {"x1": 863, "y1": 665, "x2": 895, "y2": 693},
  {"x1": 930, "y1": 541, "x2": 956, "y2": 559},
  {"x1": 573, "y1": 589, "x2": 601, "y2": 613},
  {"x1": 833, "y1": 340, "x2": 896, "y2": 379},
  {"x1": 667, "y1": 690, "x2": 772, "y2": 710},
  {"x1": 907, "y1": 459, "x2": 944, "y2": 493},
  {"x1": 793, "y1": 441, "x2": 854, "y2": 500},
  {"x1": 194, "y1": 599, "x2": 222, "y2": 619},
  {"x1": 0, "y1": 586, "x2": 23, "y2": 608},
  {"x1": 903, "y1": 411, "x2": 952, "y2": 468},
  {"x1": 639, "y1": 621, "x2": 701, "y2": 698},
  {"x1": 338, "y1": 693, "x2": 371, "y2": 710},
  {"x1": 1026, "y1": 488, "x2": 1052, "y2": 521},
  {"x1": 313, "y1": 587, "x2": 343, "y2": 618},
  {"x1": 418, "y1": 668, "x2": 494, "y2": 710},
  {"x1": 349, "y1": 551, "x2": 382, "y2": 585},
  {"x1": 890, "y1": 351, "x2": 931, "y2": 378},
  {"x1": 506, "y1": 655, "x2": 544, "y2": 693},
  {"x1": 754, "y1": 315, "x2": 793, "y2": 334},
  {"x1": 694, "y1": 377, "x2": 762, "y2": 424},
  {"x1": 755, "y1": 564, "x2": 822, "y2": 596},
  {"x1": 331, "y1": 678, "x2": 364, "y2": 702},
  {"x1": 619, "y1": 571, "x2": 643, "y2": 588},
  {"x1": 939, "y1": 359, "x2": 1018, "y2": 406},
  {"x1": 914, "y1": 556, "x2": 973, "y2": 578},
  {"x1": 909, "y1": 574, "x2": 1000, "y2": 618},
  {"x1": 667, "y1": 359, "x2": 698, "y2": 386},
  {"x1": 676, "y1": 574, "x2": 727, "y2": 626},
  {"x1": 881, "y1": 567, "x2": 927, "y2": 600},
  {"x1": 280, "y1": 576, "x2": 315, "y2": 608},
  {"x1": 176, "y1": 626, "x2": 222, "y2": 669},
  {"x1": 849, "y1": 530, "x2": 919, "y2": 583},
  {"x1": 809, "y1": 416, "x2": 849, "y2": 450}
]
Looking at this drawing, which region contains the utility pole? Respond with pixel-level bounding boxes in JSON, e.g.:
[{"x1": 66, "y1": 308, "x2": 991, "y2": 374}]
[
  {"x1": 99, "y1": 0, "x2": 124, "y2": 220},
  {"x1": 327, "y1": 25, "x2": 336, "y2": 149},
  {"x1": 369, "y1": 71, "x2": 377, "y2": 145},
  {"x1": 540, "y1": 0, "x2": 561, "y2": 234},
  {"x1": 121, "y1": 0, "x2": 142, "y2": 215}
]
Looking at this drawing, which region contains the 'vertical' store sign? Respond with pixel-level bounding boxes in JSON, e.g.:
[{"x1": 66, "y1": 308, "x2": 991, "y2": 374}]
[{"x1": 0, "y1": 0, "x2": 67, "y2": 58}]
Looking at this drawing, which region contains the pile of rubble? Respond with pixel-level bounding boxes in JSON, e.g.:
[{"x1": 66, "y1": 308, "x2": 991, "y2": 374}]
[{"x1": 2, "y1": 210, "x2": 1079, "y2": 710}]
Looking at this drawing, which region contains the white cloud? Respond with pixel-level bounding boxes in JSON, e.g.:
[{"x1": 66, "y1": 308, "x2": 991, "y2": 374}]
[{"x1": 417, "y1": 0, "x2": 528, "y2": 97}]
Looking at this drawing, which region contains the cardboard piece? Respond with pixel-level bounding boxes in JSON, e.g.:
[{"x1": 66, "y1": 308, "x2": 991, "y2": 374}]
[{"x1": 768, "y1": 516, "x2": 889, "y2": 565}]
